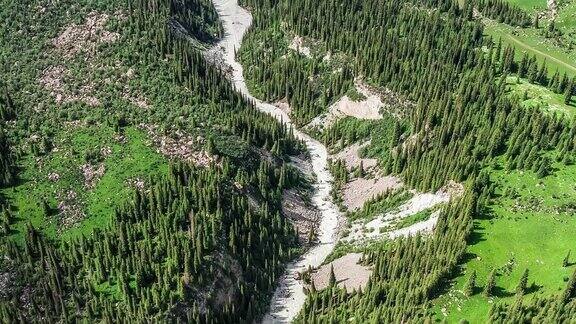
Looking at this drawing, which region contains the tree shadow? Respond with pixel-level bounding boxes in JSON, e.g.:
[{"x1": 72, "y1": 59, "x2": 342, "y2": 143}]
[
  {"x1": 3, "y1": 227, "x2": 19, "y2": 236},
  {"x1": 432, "y1": 255, "x2": 477, "y2": 298},
  {"x1": 526, "y1": 282, "x2": 543, "y2": 295},
  {"x1": 475, "y1": 204, "x2": 495, "y2": 220},
  {"x1": 491, "y1": 163, "x2": 504, "y2": 171},
  {"x1": 470, "y1": 286, "x2": 483, "y2": 296},
  {"x1": 467, "y1": 226, "x2": 486, "y2": 245},
  {"x1": 492, "y1": 285, "x2": 514, "y2": 298},
  {"x1": 461, "y1": 252, "x2": 478, "y2": 263}
]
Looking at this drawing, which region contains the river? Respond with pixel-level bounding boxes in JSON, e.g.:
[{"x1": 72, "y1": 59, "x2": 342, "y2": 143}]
[{"x1": 209, "y1": 0, "x2": 340, "y2": 322}]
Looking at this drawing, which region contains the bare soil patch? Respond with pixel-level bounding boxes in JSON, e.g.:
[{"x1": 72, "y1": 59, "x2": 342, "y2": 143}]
[
  {"x1": 80, "y1": 163, "x2": 105, "y2": 189},
  {"x1": 343, "y1": 176, "x2": 403, "y2": 212},
  {"x1": 139, "y1": 124, "x2": 216, "y2": 167},
  {"x1": 344, "y1": 181, "x2": 464, "y2": 242},
  {"x1": 52, "y1": 12, "x2": 120, "y2": 59},
  {"x1": 288, "y1": 35, "x2": 311, "y2": 58},
  {"x1": 548, "y1": 0, "x2": 557, "y2": 18},
  {"x1": 39, "y1": 65, "x2": 101, "y2": 106},
  {"x1": 274, "y1": 99, "x2": 291, "y2": 115},
  {"x1": 56, "y1": 189, "x2": 85, "y2": 229},
  {"x1": 308, "y1": 80, "x2": 384, "y2": 129},
  {"x1": 310, "y1": 253, "x2": 371, "y2": 292},
  {"x1": 307, "y1": 78, "x2": 413, "y2": 130},
  {"x1": 41, "y1": 11, "x2": 149, "y2": 108},
  {"x1": 282, "y1": 189, "x2": 320, "y2": 245},
  {"x1": 332, "y1": 141, "x2": 403, "y2": 211},
  {"x1": 388, "y1": 209, "x2": 441, "y2": 239},
  {"x1": 331, "y1": 141, "x2": 378, "y2": 172}
]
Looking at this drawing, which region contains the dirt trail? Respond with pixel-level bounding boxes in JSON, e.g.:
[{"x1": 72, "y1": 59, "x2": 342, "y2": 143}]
[
  {"x1": 210, "y1": 0, "x2": 341, "y2": 322},
  {"x1": 503, "y1": 33, "x2": 576, "y2": 74},
  {"x1": 482, "y1": 16, "x2": 576, "y2": 75}
]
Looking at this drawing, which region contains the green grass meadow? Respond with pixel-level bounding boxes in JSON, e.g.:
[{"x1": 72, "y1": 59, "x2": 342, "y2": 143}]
[
  {"x1": 3, "y1": 125, "x2": 168, "y2": 243},
  {"x1": 435, "y1": 161, "x2": 576, "y2": 322},
  {"x1": 504, "y1": 0, "x2": 546, "y2": 12},
  {"x1": 482, "y1": 0, "x2": 576, "y2": 77},
  {"x1": 484, "y1": 21, "x2": 576, "y2": 77},
  {"x1": 505, "y1": 76, "x2": 576, "y2": 117}
]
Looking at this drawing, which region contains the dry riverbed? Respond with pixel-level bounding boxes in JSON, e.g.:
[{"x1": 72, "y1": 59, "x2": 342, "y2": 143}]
[{"x1": 210, "y1": 0, "x2": 340, "y2": 322}]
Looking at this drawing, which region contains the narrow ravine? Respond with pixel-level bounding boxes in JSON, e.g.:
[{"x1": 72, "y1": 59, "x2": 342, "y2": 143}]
[{"x1": 209, "y1": 0, "x2": 340, "y2": 322}]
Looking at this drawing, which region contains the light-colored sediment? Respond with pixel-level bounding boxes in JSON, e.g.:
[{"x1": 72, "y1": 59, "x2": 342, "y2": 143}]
[
  {"x1": 343, "y1": 176, "x2": 403, "y2": 212},
  {"x1": 331, "y1": 141, "x2": 377, "y2": 172},
  {"x1": 80, "y1": 163, "x2": 106, "y2": 189},
  {"x1": 39, "y1": 65, "x2": 101, "y2": 106},
  {"x1": 331, "y1": 141, "x2": 403, "y2": 212},
  {"x1": 548, "y1": 0, "x2": 557, "y2": 18},
  {"x1": 274, "y1": 100, "x2": 292, "y2": 115},
  {"x1": 388, "y1": 209, "x2": 441, "y2": 239},
  {"x1": 138, "y1": 124, "x2": 216, "y2": 167},
  {"x1": 308, "y1": 79, "x2": 384, "y2": 130},
  {"x1": 288, "y1": 35, "x2": 312, "y2": 58},
  {"x1": 282, "y1": 189, "x2": 320, "y2": 245},
  {"x1": 344, "y1": 181, "x2": 463, "y2": 243},
  {"x1": 52, "y1": 11, "x2": 120, "y2": 59},
  {"x1": 310, "y1": 253, "x2": 371, "y2": 292},
  {"x1": 210, "y1": 0, "x2": 340, "y2": 322},
  {"x1": 289, "y1": 155, "x2": 314, "y2": 179}
]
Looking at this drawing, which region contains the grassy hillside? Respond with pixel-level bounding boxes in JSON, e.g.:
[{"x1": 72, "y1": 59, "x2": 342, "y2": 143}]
[
  {"x1": 436, "y1": 159, "x2": 576, "y2": 322},
  {"x1": 484, "y1": 20, "x2": 576, "y2": 77},
  {"x1": 3, "y1": 125, "x2": 169, "y2": 244},
  {"x1": 505, "y1": 0, "x2": 546, "y2": 12},
  {"x1": 482, "y1": 0, "x2": 576, "y2": 77},
  {"x1": 506, "y1": 76, "x2": 576, "y2": 117}
]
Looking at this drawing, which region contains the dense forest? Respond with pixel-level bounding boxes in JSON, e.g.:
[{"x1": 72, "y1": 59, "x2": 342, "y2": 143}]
[
  {"x1": 241, "y1": 0, "x2": 576, "y2": 190},
  {"x1": 238, "y1": 0, "x2": 576, "y2": 321},
  {"x1": 0, "y1": 0, "x2": 309, "y2": 322}
]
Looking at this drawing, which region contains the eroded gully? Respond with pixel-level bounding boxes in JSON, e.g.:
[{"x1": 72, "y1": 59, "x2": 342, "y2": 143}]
[{"x1": 209, "y1": 0, "x2": 340, "y2": 322}]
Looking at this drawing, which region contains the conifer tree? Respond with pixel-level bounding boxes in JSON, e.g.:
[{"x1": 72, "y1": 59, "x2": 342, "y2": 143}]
[
  {"x1": 329, "y1": 265, "x2": 337, "y2": 287},
  {"x1": 561, "y1": 268, "x2": 576, "y2": 304},
  {"x1": 565, "y1": 80, "x2": 574, "y2": 105},
  {"x1": 464, "y1": 270, "x2": 477, "y2": 297},
  {"x1": 484, "y1": 270, "x2": 497, "y2": 297},
  {"x1": 516, "y1": 269, "x2": 529, "y2": 296},
  {"x1": 563, "y1": 250, "x2": 571, "y2": 267}
]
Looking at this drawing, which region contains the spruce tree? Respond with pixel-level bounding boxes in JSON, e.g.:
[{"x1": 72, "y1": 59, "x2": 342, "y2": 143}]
[
  {"x1": 484, "y1": 270, "x2": 497, "y2": 297},
  {"x1": 329, "y1": 264, "x2": 337, "y2": 287},
  {"x1": 561, "y1": 268, "x2": 576, "y2": 304},
  {"x1": 515, "y1": 269, "x2": 529, "y2": 296},
  {"x1": 464, "y1": 270, "x2": 477, "y2": 297},
  {"x1": 565, "y1": 80, "x2": 573, "y2": 105}
]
